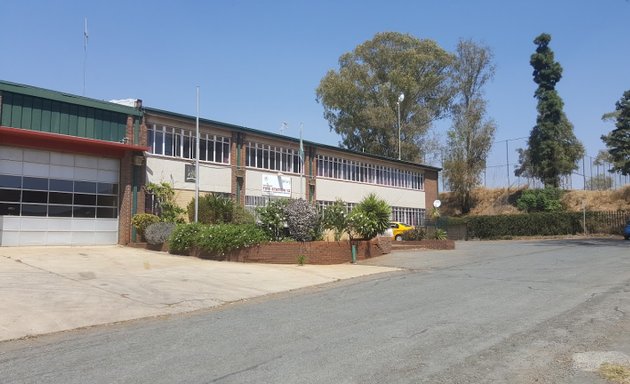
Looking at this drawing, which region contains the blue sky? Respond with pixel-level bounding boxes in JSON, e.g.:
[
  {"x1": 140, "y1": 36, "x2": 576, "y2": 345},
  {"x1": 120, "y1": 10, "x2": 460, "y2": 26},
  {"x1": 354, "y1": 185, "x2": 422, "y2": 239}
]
[{"x1": 1, "y1": 0, "x2": 629, "y2": 185}]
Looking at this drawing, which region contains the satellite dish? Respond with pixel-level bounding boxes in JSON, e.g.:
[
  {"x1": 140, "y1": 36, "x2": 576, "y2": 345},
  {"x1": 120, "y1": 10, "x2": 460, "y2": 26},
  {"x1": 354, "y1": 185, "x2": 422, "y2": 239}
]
[{"x1": 433, "y1": 200, "x2": 441, "y2": 208}]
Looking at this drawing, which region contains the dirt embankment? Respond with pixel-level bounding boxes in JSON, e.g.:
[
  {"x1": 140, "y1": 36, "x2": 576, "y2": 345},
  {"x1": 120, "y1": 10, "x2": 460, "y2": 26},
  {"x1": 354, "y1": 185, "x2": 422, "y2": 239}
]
[{"x1": 439, "y1": 186, "x2": 630, "y2": 217}]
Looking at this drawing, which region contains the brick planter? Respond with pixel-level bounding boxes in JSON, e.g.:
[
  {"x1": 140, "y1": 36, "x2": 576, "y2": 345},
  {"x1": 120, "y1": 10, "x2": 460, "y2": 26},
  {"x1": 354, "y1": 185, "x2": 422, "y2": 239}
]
[
  {"x1": 194, "y1": 236, "x2": 392, "y2": 265},
  {"x1": 391, "y1": 239, "x2": 455, "y2": 251}
]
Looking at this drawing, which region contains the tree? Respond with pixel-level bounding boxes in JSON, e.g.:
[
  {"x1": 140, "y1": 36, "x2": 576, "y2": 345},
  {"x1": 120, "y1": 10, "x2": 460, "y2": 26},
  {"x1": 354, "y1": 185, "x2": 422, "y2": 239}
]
[
  {"x1": 443, "y1": 40, "x2": 496, "y2": 214},
  {"x1": 316, "y1": 32, "x2": 453, "y2": 161},
  {"x1": 516, "y1": 33, "x2": 584, "y2": 188},
  {"x1": 601, "y1": 90, "x2": 630, "y2": 175}
]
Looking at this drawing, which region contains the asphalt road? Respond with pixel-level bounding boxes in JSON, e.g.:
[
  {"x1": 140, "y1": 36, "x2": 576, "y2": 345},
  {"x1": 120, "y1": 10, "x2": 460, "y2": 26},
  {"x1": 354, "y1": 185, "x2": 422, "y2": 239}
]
[{"x1": 2, "y1": 238, "x2": 630, "y2": 383}]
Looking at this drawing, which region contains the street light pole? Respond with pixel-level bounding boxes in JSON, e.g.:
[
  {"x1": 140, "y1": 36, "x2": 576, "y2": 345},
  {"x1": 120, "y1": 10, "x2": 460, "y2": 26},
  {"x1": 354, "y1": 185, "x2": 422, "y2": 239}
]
[{"x1": 397, "y1": 93, "x2": 404, "y2": 160}]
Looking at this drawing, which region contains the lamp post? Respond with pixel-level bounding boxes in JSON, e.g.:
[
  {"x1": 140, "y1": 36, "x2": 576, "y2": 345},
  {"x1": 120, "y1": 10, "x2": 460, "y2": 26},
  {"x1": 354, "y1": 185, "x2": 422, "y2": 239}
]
[{"x1": 397, "y1": 93, "x2": 404, "y2": 160}]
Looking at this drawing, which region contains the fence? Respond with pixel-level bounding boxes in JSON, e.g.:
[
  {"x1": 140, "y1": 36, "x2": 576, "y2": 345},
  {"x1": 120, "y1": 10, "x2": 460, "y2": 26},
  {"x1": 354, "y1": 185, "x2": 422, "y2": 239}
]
[{"x1": 439, "y1": 136, "x2": 630, "y2": 191}]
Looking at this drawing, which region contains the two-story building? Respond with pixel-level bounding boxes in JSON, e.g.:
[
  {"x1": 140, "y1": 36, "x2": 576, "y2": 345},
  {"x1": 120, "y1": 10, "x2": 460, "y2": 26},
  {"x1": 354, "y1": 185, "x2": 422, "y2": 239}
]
[{"x1": 0, "y1": 80, "x2": 439, "y2": 246}]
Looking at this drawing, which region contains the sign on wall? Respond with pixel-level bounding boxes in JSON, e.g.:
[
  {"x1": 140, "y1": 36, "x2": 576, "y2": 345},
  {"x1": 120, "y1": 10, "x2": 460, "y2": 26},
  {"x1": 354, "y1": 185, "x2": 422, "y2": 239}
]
[
  {"x1": 262, "y1": 174, "x2": 291, "y2": 197},
  {"x1": 185, "y1": 164, "x2": 196, "y2": 182}
]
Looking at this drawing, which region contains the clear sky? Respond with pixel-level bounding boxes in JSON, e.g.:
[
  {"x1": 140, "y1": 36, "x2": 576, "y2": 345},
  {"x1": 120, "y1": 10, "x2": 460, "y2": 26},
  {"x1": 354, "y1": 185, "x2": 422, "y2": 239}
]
[{"x1": 1, "y1": 0, "x2": 629, "y2": 186}]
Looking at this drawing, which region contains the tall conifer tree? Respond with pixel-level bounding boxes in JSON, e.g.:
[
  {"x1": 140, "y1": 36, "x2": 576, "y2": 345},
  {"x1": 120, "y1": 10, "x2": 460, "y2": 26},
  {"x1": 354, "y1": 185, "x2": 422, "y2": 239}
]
[{"x1": 517, "y1": 33, "x2": 584, "y2": 187}]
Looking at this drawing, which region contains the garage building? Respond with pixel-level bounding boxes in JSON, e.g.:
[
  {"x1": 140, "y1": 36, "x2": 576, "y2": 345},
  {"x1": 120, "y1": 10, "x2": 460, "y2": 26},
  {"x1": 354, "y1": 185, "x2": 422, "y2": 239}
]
[{"x1": 0, "y1": 81, "x2": 148, "y2": 246}]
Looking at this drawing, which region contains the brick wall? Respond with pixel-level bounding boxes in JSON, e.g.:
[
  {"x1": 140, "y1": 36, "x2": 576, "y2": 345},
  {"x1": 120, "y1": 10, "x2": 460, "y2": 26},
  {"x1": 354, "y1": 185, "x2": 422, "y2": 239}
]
[
  {"x1": 118, "y1": 151, "x2": 133, "y2": 245},
  {"x1": 231, "y1": 132, "x2": 246, "y2": 206},
  {"x1": 195, "y1": 236, "x2": 392, "y2": 265},
  {"x1": 424, "y1": 169, "x2": 439, "y2": 211}
]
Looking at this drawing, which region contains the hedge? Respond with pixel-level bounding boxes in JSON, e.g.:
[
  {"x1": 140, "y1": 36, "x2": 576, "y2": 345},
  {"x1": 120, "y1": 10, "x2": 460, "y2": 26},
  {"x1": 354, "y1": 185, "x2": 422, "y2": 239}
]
[{"x1": 466, "y1": 212, "x2": 584, "y2": 239}]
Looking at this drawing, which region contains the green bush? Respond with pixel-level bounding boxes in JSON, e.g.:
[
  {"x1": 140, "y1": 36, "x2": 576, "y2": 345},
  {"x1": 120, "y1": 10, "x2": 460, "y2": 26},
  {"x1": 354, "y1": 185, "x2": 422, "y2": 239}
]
[
  {"x1": 401, "y1": 227, "x2": 426, "y2": 241},
  {"x1": 169, "y1": 222, "x2": 205, "y2": 255},
  {"x1": 322, "y1": 199, "x2": 349, "y2": 241},
  {"x1": 196, "y1": 224, "x2": 269, "y2": 257},
  {"x1": 256, "y1": 199, "x2": 289, "y2": 241},
  {"x1": 467, "y1": 212, "x2": 583, "y2": 239},
  {"x1": 347, "y1": 194, "x2": 391, "y2": 240},
  {"x1": 146, "y1": 182, "x2": 186, "y2": 223},
  {"x1": 516, "y1": 188, "x2": 565, "y2": 213},
  {"x1": 433, "y1": 228, "x2": 448, "y2": 240},
  {"x1": 132, "y1": 213, "x2": 160, "y2": 237},
  {"x1": 144, "y1": 222, "x2": 176, "y2": 245},
  {"x1": 188, "y1": 193, "x2": 234, "y2": 224}
]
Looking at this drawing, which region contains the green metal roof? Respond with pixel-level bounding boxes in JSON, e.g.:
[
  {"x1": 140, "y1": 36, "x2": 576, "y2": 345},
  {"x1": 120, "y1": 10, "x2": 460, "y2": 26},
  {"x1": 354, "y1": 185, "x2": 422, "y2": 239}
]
[
  {"x1": 0, "y1": 80, "x2": 142, "y2": 117},
  {"x1": 144, "y1": 106, "x2": 441, "y2": 172}
]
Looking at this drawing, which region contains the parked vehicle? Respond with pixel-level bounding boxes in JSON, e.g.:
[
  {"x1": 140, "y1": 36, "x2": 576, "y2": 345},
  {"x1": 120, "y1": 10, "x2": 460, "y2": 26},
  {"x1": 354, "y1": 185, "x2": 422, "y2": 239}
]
[
  {"x1": 390, "y1": 222, "x2": 414, "y2": 241},
  {"x1": 624, "y1": 220, "x2": 630, "y2": 240}
]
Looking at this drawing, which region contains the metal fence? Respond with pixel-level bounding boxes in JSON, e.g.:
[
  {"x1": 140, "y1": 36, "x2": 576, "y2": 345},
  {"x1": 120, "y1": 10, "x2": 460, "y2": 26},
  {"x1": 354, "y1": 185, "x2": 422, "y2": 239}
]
[{"x1": 439, "y1": 136, "x2": 630, "y2": 191}]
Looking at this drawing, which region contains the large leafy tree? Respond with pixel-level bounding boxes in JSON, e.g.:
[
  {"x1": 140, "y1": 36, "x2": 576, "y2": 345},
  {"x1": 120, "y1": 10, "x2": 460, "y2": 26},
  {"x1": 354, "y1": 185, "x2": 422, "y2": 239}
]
[
  {"x1": 516, "y1": 33, "x2": 584, "y2": 188},
  {"x1": 601, "y1": 90, "x2": 630, "y2": 175},
  {"x1": 443, "y1": 39, "x2": 496, "y2": 214},
  {"x1": 316, "y1": 32, "x2": 453, "y2": 161}
]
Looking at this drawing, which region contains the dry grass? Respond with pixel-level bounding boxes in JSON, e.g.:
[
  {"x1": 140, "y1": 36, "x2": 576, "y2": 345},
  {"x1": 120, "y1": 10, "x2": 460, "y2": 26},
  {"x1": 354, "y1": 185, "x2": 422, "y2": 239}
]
[
  {"x1": 599, "y1": 363, "x2": 630, "y2": 384},
  {"x1": 440, "y1": 185, "x2": 630, "y2": 217}
]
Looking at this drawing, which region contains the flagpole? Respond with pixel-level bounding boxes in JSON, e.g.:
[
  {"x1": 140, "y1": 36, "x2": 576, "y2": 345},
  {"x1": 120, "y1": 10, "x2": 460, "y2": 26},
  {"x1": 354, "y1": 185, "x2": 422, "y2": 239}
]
[
  {"x1": 194, "y1": 86, "x2": 200, "y2": 222},
  {"x1": 83, "y1": 17, "x2": 88, "y2": 96},
  {"x1": 299, "y1": 123, "x2": 304, "y2": 200}
]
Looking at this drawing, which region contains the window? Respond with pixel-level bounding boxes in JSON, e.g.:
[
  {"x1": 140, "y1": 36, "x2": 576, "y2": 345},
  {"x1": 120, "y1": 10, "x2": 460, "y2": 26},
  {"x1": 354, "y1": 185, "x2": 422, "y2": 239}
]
[
  {"x1": 246, "y1": 142, "x2": 302, "y2": 174},
  {"x1": 148, "y1": 125, "x2": 230, "y2": 165},
  {"x1": 0, "y1": 174, "x2": 119, "y2": 219},
  {"x1": 315, "y1": 155, "x2": 424, "y2": 190}
]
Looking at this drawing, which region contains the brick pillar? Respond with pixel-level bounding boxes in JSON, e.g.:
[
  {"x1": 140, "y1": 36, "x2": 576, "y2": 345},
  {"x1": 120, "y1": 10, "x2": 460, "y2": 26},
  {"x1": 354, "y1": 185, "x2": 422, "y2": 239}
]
[
  {"x1": 119, "y1": 151, "x2": 133, "y2": 244},
  {"x1": 231, "y1": 132, "x2": 246, "y2": 205},
  {"x1": 306, "y1": 146, "x2": 316, "y2": 202},
  {"x1": 424, "y1": 169, "x2": 439, "y2": 213}
]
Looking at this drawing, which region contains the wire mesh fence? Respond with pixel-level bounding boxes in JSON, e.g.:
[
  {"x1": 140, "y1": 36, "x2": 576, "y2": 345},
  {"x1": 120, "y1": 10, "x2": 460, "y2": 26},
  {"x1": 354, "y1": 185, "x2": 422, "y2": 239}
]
[{"x1": 439, "y1": 136, "x2": 630, "y2": 191}]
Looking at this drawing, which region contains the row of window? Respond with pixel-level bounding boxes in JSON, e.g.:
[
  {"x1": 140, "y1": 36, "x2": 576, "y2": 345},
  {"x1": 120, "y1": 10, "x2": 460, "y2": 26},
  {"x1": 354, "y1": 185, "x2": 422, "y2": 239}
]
[
  {"x1": 0, "y1": 175, "x2": 118, "y2": 194},
  {"x1": 316, "y1": 155, "x2": 424, "y2": 190},
  {"x1": 148, "y1": 125, "x2": 231, "y2": 164},
  {"x1": 391, "y1": 206, "x2": 426, "y2": 227},
  {"x1": 245, "y1": 142, "x2": 303, "y2": 174},
  {"x1": 0, "y1": 174, "x2": 118, "y2": 218},
  {"x1": 0, "y1": 203, "x2": 117, "y2": 218}
]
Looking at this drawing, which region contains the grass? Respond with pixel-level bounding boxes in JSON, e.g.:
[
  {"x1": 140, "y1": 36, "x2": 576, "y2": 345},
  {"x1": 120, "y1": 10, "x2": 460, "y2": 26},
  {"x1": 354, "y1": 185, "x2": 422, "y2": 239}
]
[{"x1": 599, "y1": 363, "x2": 630, "y2": 384}]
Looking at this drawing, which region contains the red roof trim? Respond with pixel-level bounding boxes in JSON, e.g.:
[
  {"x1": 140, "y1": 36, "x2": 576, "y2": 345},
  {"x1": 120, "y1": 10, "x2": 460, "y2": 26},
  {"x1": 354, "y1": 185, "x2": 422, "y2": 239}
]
[{"x1": 0, "y1": 126, "x2": 149, "y2": 158}]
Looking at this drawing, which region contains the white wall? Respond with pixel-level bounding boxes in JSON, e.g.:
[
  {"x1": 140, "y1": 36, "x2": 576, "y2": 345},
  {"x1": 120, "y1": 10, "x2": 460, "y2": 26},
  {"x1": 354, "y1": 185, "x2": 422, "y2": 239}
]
[
  {"x1": 316, "y1": 178, "x2": 426, "y2": 209},
  {"x1": 146, "y1": 155, "x2": 232, "y2": 193}
]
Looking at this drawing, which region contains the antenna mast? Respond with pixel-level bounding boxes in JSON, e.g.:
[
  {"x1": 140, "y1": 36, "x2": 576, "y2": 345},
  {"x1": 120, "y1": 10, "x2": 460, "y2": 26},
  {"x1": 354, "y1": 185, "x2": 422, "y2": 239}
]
[{"x1": 83, "y1": 17, "x2": 88, "y2": 96}]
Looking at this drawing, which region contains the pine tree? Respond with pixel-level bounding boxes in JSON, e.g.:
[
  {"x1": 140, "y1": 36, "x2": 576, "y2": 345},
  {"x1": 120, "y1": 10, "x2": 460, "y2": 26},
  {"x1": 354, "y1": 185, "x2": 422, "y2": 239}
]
[
  {"x1": 601, "y1": 90, "x2": 630, "y2": 175},
  {"x1": 518, "y1": 33, "x2": 584, "y2": 188}
]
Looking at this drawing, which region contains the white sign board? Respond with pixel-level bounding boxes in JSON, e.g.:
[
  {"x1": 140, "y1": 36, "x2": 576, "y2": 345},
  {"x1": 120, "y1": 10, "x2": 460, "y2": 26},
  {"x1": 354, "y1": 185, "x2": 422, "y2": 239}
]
[{"x1": 262, "y1": 174, "x2": 292, "y2": 197}]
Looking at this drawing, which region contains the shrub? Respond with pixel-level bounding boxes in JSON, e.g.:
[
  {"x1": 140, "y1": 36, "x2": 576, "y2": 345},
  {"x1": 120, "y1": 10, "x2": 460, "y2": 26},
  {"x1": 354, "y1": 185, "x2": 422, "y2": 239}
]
[
  {"x1": 169, "y1": 222, "x2": 205, "y2": 255},
  {"x1": 132, "y1": 213, "x2": 160, "y2": 238},
  {"x1": 467, "y1": 212, "x2": 583, "y2": 239},
  {"x1": 144, "y1": 222, "x2": 176, "y2": 245},
  {"x1": 196, "y1": 224, "x2": 269, "y2": 257},
  {"x1": 256, "y1": 199, "x2": 289, "y2": 241},
  {"x1": 516, "y1": 188, "x2": 565, "y2": 213},
  {"x1": 433, "y1": 228, "x2": 448, "y2": 240},
  {"x1": 232, "y1": 205, "x2": 256, "y2": 225},
  {"x1": 322, "y1": 199, "x2": 348, "y2": 241},
  {"x1": 401, "y1": 227, "x2": 426, "y2": 241},
  {"x1": 188, "y1": 193, "x2": 234, "y2": 224},
  {"x1": 146, "y1": 182, "x2": 186, "y2": 223},
  {"x1": 347, "y1": 194, "x2": 391, "y2": 240},
  {"x1": 284, "y1": 199, "x2": 321, "y2": 242}
]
